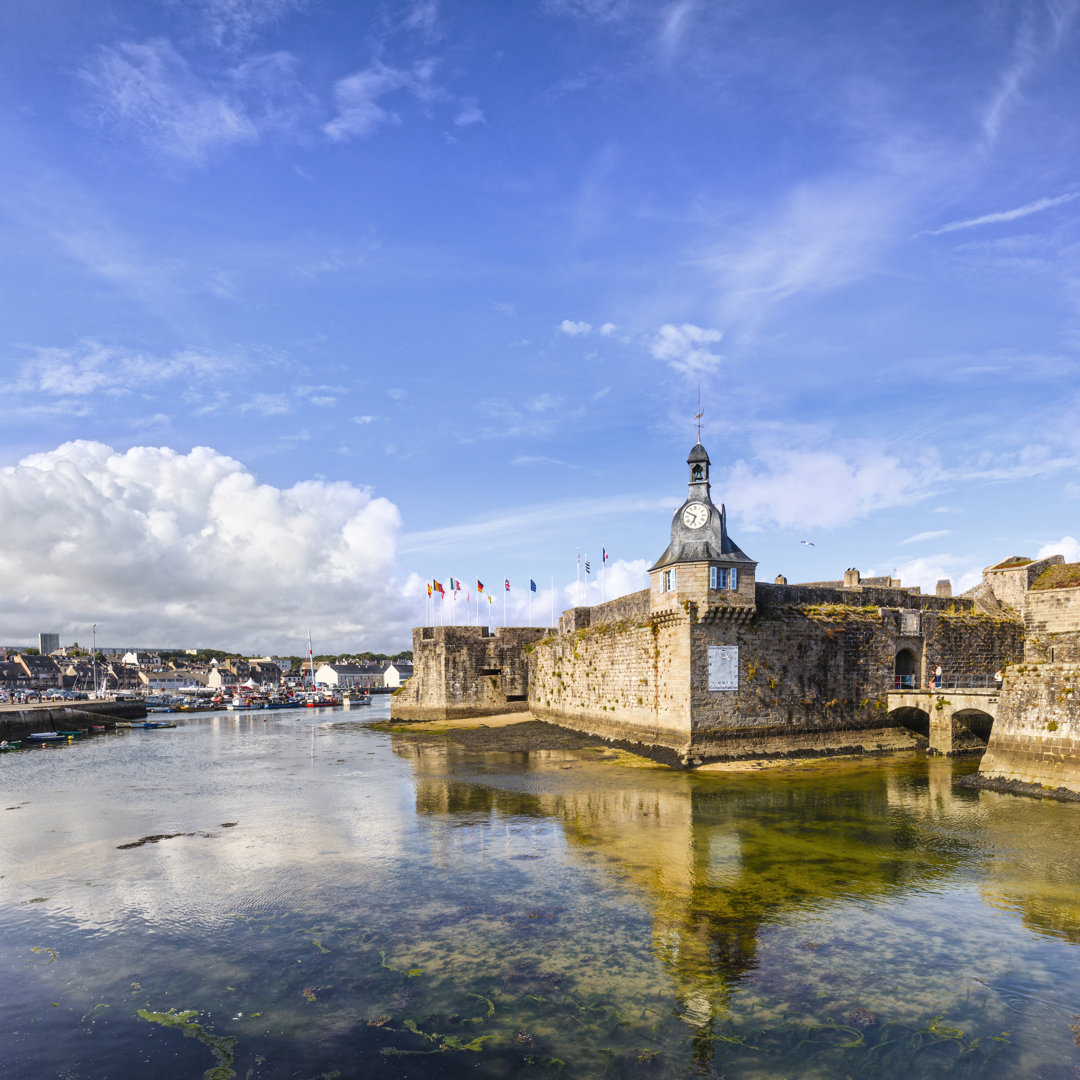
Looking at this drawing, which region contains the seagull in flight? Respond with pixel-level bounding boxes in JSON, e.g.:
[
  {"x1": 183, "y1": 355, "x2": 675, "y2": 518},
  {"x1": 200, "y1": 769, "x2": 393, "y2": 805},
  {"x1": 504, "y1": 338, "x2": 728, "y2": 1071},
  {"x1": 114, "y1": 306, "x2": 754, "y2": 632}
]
[{"x1": 801, "y1": 540, "x2": 815, "y2": 546}]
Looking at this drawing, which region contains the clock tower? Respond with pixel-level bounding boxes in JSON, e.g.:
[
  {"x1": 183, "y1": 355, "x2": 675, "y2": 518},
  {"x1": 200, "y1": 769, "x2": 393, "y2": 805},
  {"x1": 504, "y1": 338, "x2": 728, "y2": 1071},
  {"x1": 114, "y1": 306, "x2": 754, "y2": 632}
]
[{"x1": 649, "y1": 441, "x2": 757, "y2": 615}]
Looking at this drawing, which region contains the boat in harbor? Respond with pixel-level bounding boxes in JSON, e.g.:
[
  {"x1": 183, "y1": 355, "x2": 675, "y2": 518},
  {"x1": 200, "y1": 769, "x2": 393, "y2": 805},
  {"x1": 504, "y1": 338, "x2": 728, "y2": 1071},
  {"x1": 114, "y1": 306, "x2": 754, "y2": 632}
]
[
  {"x1": 26, "y1": 732, "x2": 69, "y2": 743},
  {"x1": 0, "y1": 740, "x2": 21, "y2": 752}
]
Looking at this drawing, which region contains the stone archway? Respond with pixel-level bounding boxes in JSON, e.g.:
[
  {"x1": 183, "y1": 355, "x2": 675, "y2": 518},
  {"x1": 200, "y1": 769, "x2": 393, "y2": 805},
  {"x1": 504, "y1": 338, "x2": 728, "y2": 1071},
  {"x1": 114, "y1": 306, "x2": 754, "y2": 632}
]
[
  {"x1": 952, "y1": 708, "x2": 994, "y2": 751},
  {"x1": 890, "y1": 706, "x2": 930, "y2": 739},
  {"x1": 894, "y1": 648, "x2": 919, "y2": 689}
]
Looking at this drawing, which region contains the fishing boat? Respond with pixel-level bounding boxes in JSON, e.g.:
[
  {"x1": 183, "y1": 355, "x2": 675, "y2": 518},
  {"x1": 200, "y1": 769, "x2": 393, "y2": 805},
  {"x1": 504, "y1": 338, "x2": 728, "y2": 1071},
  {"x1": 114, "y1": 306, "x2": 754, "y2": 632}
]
[
  {"x1": 26, "y1": 732, "x2": 68, "y2": 743},
  {"x1": 0, "y1": 740, "x2": 21, "y2": 752}
]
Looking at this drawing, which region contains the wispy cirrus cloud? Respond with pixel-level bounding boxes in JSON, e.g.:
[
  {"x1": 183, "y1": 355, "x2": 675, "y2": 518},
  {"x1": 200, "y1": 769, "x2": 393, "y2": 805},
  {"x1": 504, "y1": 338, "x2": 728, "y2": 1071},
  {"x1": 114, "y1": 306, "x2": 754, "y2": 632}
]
[
  {"x1": 981, "y1": 0, "x2": 1079, "y2": 146},
  {"x1": 187, "y1": 0, "x2": 309, "y2": 51},
  {"x1": 323, "y1": 60, "x2": 439, "y2": 141},
  {"x1": 81, "y1": 39, "x2": 315, "y2": 167},
  {"x1": 899, "y1": 529, "x2": 951, "y2": 546},
  {"x1": 920, "y1": 192, "x2": 1079, "y2": 237},
  {"x1": 82, "y1": 39, "x2": 257, "y2": 165},
  {"x1": 708, "y1": 172, "x2": 909, "y2": 327},
  {"x1": 13, "y1": 340, "x2": 251, "y2": 398}
]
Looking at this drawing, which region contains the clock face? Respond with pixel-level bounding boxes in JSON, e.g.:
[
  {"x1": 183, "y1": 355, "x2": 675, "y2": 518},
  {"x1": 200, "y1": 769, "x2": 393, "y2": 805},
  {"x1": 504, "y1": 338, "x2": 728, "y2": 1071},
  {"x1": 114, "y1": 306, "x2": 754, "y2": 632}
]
[{"x1": 682, "y1": 502, "x2": 709, "y2": 529}]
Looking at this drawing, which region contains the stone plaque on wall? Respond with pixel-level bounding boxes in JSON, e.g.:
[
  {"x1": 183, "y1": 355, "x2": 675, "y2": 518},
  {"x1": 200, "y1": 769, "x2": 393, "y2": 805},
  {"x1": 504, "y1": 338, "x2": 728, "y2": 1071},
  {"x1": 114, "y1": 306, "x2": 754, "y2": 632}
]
[{"x1": 708, "y1": 645, "x2": 738, "y2": 691}]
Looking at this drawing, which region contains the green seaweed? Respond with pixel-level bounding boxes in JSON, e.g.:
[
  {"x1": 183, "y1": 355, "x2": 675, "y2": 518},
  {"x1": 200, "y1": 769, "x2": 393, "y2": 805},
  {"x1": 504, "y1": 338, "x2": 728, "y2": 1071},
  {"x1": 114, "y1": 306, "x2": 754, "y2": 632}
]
[
  {"x1": 29, "y1": 946, "x2": 59, "y2": 962},
  {"x1": 136, "y1": 1007, "x2": 237, "y2": 1080},
  {"x1": 379, "y1": 949, "x2": 423, "y2": 977}
]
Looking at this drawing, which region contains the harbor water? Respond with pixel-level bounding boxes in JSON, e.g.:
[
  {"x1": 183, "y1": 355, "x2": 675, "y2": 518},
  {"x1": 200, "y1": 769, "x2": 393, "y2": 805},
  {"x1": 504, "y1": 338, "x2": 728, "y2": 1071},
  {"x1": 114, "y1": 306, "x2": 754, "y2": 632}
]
[{"x1": 3, "y1": 699, "x2": 1080, "y2": 1078}]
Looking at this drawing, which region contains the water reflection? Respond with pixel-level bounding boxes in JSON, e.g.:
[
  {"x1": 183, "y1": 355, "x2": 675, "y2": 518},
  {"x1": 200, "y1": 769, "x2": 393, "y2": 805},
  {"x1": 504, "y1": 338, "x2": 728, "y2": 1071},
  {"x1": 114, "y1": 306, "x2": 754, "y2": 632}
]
[
  {"x1": 396, "y1": 736, "x2": 1080, "y2": 1076},
  {"x1": 3, "y1": 714, "x2": 1080, "y2": 1078}
]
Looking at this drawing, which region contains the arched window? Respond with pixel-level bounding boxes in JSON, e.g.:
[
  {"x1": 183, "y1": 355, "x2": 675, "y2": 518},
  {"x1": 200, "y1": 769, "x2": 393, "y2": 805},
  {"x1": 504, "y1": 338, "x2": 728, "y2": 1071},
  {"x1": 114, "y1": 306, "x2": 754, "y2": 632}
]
[{"x1": 691, "y1": 464, "x2": 704, "y2": 482}]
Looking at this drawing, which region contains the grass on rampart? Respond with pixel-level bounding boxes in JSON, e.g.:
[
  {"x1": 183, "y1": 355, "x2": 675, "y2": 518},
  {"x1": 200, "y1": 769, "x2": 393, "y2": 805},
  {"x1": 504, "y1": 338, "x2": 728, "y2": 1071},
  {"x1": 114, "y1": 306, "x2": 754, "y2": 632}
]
[
  {"x1": 991, "y1": 556, "x2": 1033, "y2": 570},
  {"x1": 1030, "y1": 562, "x2": 1080, "y2": 591},
  {"x1": 799, "y1": 603, "x2": 880, "y2": 622}
]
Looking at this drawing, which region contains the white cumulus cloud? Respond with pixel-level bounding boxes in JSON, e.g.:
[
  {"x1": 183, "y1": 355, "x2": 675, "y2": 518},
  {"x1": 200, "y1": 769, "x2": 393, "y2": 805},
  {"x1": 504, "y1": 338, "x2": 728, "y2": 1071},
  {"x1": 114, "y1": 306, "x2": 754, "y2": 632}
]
[
  {"x1": 650, "y1": 323, "x2": 723, "y2": 375},
  {"x1": 0, "y1": 442, "x2": 408, "y2": 653},
  {"x1": 559, "y1": 319, "x2": 593, "y2": 336},
  {"x1": 1037, "y1": 536, "x2": 1080, "y2": 562}
]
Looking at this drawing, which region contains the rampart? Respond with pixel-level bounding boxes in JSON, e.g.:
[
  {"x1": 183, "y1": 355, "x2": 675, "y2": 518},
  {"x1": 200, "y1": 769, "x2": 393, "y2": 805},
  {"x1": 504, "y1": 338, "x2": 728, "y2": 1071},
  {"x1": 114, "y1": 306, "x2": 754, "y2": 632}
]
[
  {"x1": 1024, "y1": 587, "x2": 1080, "y2": 662},
  {"x1": 391, "y1": 625, "x2": 545, "y2": 721},
  {"x1": 529, "y1": 594, "x2": 1021, "y2": 764},
  {"x1": 978, "y1": 663, "x2": 1080, "y2": 792}
]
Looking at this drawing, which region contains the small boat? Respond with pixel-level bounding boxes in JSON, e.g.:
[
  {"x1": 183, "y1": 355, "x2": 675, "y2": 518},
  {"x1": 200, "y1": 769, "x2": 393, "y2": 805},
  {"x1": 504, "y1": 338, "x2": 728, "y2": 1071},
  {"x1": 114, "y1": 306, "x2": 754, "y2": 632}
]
[
  {"x1": 137, "y1": 721, "x2": 177, "y2": 729},
  {"x1": 26, "y1": 732, "x2": 68, "y2": 742},
  {"x1": 57, "y1": 730, "x2": 86, "y2": 737},
  {"x1": 0, "y1": 740, "x2": 22, "y2": 751},
  {"x1": 90, "y1": 725, "x2": 106, "y2": 731}
]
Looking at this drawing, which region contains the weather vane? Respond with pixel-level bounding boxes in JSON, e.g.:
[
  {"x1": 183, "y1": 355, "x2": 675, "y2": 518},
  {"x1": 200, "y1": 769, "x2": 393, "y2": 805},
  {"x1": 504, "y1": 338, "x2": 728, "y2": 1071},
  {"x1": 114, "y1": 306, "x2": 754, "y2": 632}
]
[{"x1": 694, "y1": 385, "x2": 704, "y2": 443}]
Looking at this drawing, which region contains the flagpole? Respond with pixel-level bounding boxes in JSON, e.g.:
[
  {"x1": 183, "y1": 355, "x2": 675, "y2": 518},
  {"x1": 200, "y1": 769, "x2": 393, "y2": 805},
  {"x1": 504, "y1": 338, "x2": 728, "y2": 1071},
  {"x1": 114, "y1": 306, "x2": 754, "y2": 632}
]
[
  {"x1": 551, "y1": 576, "x2": 554, "y2": 628},
  {"x1": 576, "y1": 549, "x2": 581, "y2": 607},
  {"x1": 602, "y1": 549, "x2": 606, "y2": 604},
  {"x1": 503, "y1": 579, "x2": 507, "y2": 628},
  {"x1": 529, "y1": 586, "x2": 532, "y2": 628}
]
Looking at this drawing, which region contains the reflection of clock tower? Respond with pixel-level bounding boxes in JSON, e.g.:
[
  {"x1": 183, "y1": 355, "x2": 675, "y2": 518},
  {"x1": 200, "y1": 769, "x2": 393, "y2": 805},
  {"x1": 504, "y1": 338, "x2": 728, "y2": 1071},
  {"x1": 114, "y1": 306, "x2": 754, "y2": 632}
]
[{"x1": 649, "y1": 441, "x2": 757, "y2": 616}]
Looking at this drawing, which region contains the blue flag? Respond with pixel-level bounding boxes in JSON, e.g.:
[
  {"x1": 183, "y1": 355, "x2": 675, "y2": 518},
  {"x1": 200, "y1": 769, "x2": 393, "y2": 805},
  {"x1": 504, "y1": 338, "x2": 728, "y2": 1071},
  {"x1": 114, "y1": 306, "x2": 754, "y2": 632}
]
[{"x1": 530, "y1": 579, "x2": 537, "y2": 592}]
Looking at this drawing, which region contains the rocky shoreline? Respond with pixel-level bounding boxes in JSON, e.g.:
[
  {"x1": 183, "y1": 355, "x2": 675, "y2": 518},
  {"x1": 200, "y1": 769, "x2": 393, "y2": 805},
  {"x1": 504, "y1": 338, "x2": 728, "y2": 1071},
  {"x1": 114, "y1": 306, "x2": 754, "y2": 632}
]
[{"x1": 956, "y1": 771, "x2": 1080, "y2": 803}]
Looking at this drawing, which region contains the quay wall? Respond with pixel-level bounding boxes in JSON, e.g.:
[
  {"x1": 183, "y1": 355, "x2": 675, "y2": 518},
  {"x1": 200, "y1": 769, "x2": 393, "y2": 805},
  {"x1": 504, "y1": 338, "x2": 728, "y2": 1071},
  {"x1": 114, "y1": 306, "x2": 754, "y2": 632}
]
[
  {"x1": 0, "y1": 700, "x2": 147, "y2": 736},
  {"x1": 979, "y1": 663, "x2": 1080, "y2": 792}
]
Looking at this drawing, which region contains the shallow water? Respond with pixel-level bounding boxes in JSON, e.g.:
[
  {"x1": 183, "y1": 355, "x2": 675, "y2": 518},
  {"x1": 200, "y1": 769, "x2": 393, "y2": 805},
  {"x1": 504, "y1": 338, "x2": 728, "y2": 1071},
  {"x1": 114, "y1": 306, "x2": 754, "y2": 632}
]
[{"x1": 3, "y1": 702, "x2": 1080, "y2": 1079}]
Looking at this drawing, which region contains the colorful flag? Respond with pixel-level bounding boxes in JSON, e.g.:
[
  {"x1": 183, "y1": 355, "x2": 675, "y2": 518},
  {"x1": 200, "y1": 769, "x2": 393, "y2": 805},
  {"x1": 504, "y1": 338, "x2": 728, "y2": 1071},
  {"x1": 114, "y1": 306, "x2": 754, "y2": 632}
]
[
  {"x1": 433, "y1": 579, "x2": 445, "y2": 595},
  {"x1": 477, "y1": 580, "x2": 484, "y2": 593},
  {"x1": 427, "y1": 583, "x2": 432, "y2": 597},
  {"x1": 585, "y1": 559, "x2": 591, "y2": 574},
  {"x1": 453, "y1": 578, "x2": 462, "y2": 591},
  {"x1": 603, "y1": 548, "x2": 609, "y2": 564},
  {"x1": 488, "y1": 594, "x2": 493, "y2": 605},
  {"x1": 530, "y1": 579, "x2": 537, "y2": 592},
  {"x1": 466, "y1": 589, "x2": 471, "y2": 602},
  {"x1": 504, "y1": 578, "x2": 510, "y2": 591}
]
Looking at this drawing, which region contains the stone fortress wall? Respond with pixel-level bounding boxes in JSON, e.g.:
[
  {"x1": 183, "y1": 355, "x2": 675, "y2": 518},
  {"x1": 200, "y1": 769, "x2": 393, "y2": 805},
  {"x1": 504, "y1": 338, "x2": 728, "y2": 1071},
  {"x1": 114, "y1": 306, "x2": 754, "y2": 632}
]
[
  {"x1": 979, "y1": 663, "x2": 1080, "y2": 789},
  {"x1": 392, "y1": 625, "x2": 545, "y2": 721},
  {"x1": 391, "y1": 440, "x2": 1080, "y2": 784}
]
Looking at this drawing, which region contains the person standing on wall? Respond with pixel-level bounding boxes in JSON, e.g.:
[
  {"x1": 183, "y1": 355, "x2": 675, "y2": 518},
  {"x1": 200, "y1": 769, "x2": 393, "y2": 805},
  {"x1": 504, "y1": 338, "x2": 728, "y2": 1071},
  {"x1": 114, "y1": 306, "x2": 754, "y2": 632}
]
[{"x1": 935, "y1": 664, "x2": 943, "y2": 689}]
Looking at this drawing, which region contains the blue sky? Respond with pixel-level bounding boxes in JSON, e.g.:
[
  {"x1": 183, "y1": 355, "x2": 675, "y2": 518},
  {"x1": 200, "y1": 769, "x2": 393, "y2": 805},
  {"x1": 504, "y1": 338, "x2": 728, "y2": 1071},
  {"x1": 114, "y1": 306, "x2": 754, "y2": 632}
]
[{"x1": 2, "y1": 0, "x2": 1080, "y2": 653}]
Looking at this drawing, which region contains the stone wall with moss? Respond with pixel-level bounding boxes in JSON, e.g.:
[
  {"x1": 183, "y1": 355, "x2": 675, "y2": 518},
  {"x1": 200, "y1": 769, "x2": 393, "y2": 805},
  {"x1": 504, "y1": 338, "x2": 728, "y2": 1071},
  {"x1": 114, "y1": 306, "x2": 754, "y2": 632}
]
[
  {"x1": 529, "y1": 612, "x2": 693, "y2": 753},
  {"x1": 979, "y1": 663, "x2": 1080, "y2": 792},
  {"x1": 921, "y1": 610, "x2": 1024, "y2": 679},
  {"x1": 391, "y1": 625, "x2": 545, "y2": 721},
  {"x1": 1024, "y1": 586, "x2": 1080, "y2": 662},
  {"x1": 687, "y1": 604, "x2": 893, "y2": 758}
]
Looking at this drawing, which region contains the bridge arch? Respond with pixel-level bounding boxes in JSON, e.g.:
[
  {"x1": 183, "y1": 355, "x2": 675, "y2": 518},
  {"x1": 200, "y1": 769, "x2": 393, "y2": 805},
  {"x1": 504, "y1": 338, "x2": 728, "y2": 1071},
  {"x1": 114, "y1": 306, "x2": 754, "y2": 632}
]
[
  {"x1": 952, "y1": 708, "x2": 994, "y2": 745},
  {"x1": 889, "y1": 705, "x2": 930, "y2": 738}
]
